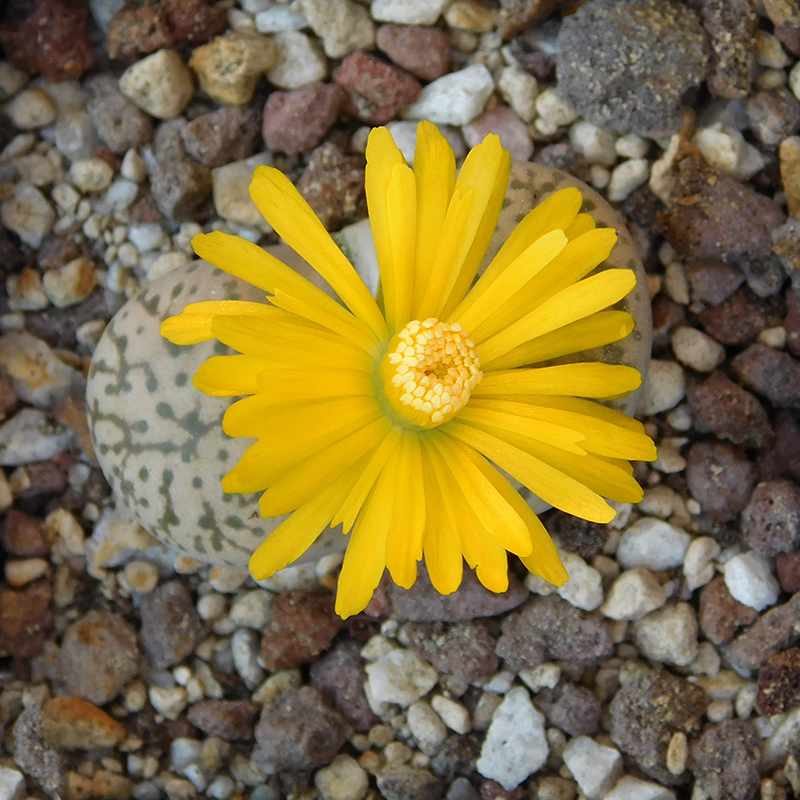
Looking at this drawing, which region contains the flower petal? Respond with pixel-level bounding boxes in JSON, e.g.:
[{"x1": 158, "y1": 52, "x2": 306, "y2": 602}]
[
  {"x1": 193, "y1": 355, "x2": 268, "y2": 396},
  {"x1": 479, "y1": 269, "x2": 637, "y2": 364},
  {"x1": 160, "y1": 300, "x2": 273, "y2": 345},
  {"x1": 416, "y1": 134, "x2": 511, "y2": 320},
  {"x1": 445, "y1": 420, "x2": 616, "y2": 523},
  {"x1": 485, "y1": 310, "x2": 634, "y2": 371},
  {"x1": 474, "y1": 363, "x2": 643, "y2": 400},
  {"x1": 249, "y1": 166, "x2": 387, "y2": 340}
]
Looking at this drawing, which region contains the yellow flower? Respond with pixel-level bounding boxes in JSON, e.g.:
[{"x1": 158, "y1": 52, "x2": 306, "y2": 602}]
[{"x1": 161, "y1": 121, "x2": 657, "y2": 618}]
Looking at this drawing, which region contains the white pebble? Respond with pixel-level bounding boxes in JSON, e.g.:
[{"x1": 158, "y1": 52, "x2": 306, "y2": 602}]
[
  {"x1": 365, "y1": 649, "x2": 438, "y2": 708},
  {"x1": 407, "y1": 700, "x2": 448, "y2": 756},
  {"x1": 607, "y1": 158, "x2": 649, "y2": 202},
  {"x1": 5, "y1": 88, "x2": 57, "y2": 129},
  {"x1": 562, "y1": 736, "x2": 623, "y2": 799},
  {"x1": 724, "y1": 551, "x2": 780, "y2": 611},
  {"x1": 314, "y1": 754, "x2": 368, "y2": 800},
  {"x1": 497, "y1": 65, "x2": 538, "y2": 122},
  {"x1": 119, "y1": 49, "x2": 195, "y2": 119},
  {"x1": 0, "y1": 765, "x2": 26, "y2": 800},
  {"x1": 641, "y1": 359, "x2": 686, "y2": 415},
  {"x1": 149, "y1": 686, "x2": 189, "y2": 720},
  {"x1": 0, "y1": 61, "x2": 28, "y2": 99},
  {"x1": 671, "y1": 326, "x2": 725, "y2": 372},
  {"x1": 127, "y1": 222, "x2": 165, "y2": 253},
  {"x1": 403, "y1": 64, "x2": 494, "y2": 126},
  {"x1": 683, "y1": 537, "x2": 720, "y2": 592},
  {"x1": 120, "y1": 559, "x2": 159, "y2": 594},
  {"x1": 633, "y1": 602, "x2": 699, "y2": 667},
  {"x1": 296, "y1": 0, "x2": 375, "y2": 59},
  {"x1": 556, "y1": 551, "x2": 604, "y2": 611},
  {"x1": 42, "y1": 257, "x2": 97, "y2": 308},
  {"x1": 229, "y1": 589, "x2": 274, "y2": 629},
  {"x1": 617, "y1": 518, "x2": 691, "y2": 571},
  {"x1": 70, "y1": 158, "x2": 114, "y2": 193},
  {"x1": 371, "y1": 0, "x2": 448, "y2": 25},
  {"x1": 267, "y1": 31, "x2": 327, "y2": 90},
  {"x1": 605, "y1": 776, "x2": 676, "y2": 800},
  {"x1": 231, "y1": 628, "x2": 265, "y2": 689},
  {"x1": 0, "y1": 182, "x2": 55, "y2": 247},
  {"x1": 535, "y1": 87, "x2": 577, "y2": 127},
  {"x1": 255, "y1": 6, "x2": 309, "y2": 32},
  {"x1": 518, "y1": 663, "x2": 560, "y2": 692},
  {"x1": 616, "y1": 133, "x2": 649, "y2": 159},
  {"x1": 197, "y1": 592, "x2": 226, "y2": 621},
  {"x1": 431, "y1": 695, "x2": 471, "y2": 734},
  {"x1": 692, "y1": 124, "x2": 765, "y2": 180},
  {"x1": 52, "y1": 182, "x2": 80, "y2": 212},
  {"x1": 755, "y1": 30, "x2": 789, "y2": 68},
  {"x1": 6, "y1": 557, "x2": 49, "y2": 588},
  {"x1": 601, "y1": 568, "x2": 667, "y2": 621},
  {"x1": 101, "y1": 179, "x2": 139, "y2": 213},
  {"x1": 208, "y1": 565, "x2": 250, "y2": 593},
  {"x1": 476, "y1": 686, "x2": 548, "y2": 791},
  {"x1": 570, "y1": 120, "x2": 617, "y2": 166},
  {"x1": 121, "y1": 149, "x2": 147, "y2": 182}
]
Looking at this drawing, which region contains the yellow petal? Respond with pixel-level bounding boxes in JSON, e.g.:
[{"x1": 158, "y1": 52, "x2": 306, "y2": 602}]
[
  {"x1": 384, "y1": 433, "x2": 426, "y2": 588},
  {"x1": 365, "y1": 128, "x2": 417, "y2": 332},
  {"x1": 445, "y1": 420, "x2": 616, "y2": 523},
  {"x1": 521, "y1": 393, "x2": 647, "y2": 433},
  {"x1": 479, "y1": 269, "x2": 637, "y2": 363},
  {"x1": 249, "y1": 166, "x2": 387, "y2": 340},
  {"x1": 485, "y1": 310, "x2": 634, "y2": 370},
  {"x1": 257, "y1": 417, "x2": 392, "y2": 517},
  {"x1": 160, "y1": 300, "x2": 273, "y2": 345},
  {"x1": 413, "y1": 121, "x2": 456, "y2": 312},
  {"x1": 192, "y1": 230, "x2": 378, "y2": 345},
  {"x1": 564, "y1": 213, "x2": 596, "y2": 240},
  {"x1": 254, "y1": 368, "x2": 374, "y2": 402},
  {"x1": 193, "y1": 355, "x2": 268, "y2": 396},
  {"x1": 453, "y1": 229, "x2": 569, "y2": 335},
  {"x1": 474, "y1": 363, "x2": 643, "y2": 400},
  {"x1": 249, "y1": 467, "x2": 355, "y2": 580},
  {"x1": 417, "y1": 134, "x2": 511, "y2": 320}
]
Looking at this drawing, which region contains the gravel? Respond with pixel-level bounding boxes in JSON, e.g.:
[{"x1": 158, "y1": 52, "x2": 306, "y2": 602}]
[{"x1": 1, "y1": 4, "x2": 800, "y2": 800}]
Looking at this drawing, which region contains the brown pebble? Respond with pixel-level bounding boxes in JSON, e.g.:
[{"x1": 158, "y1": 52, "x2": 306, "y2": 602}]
[
  {"x1": 186, "y1": 700, "x2": 260, "y2": 741},
  {"x1": 376, "y1": 24, "x2": 451, "y2": 81},
  {"x1": 756, "y1": 647, "x2": 800, "y2": 714},
  {"x1": 741, "y1": 479, "x2": 800, "y2": 556},
  {"x1": 0, "y1": 578, "x2": 53, "y2": 659},
  {"x1": 776, "y1": 549, "x2": 800, "y2": 593},
  {"x1": 731, "y1": 343, "x2": 800, "y2": 409},
  {"x1": 698, "y1": 576, "x2": 759, "y2": 646},
  {"x1": 690, "y1": 719, "x2": 761, "y2": 800},
  {"x1": 42, "y1": 696, "x2": 125, "y2": 750},
  {"x1": 2, "y1": 509, "x2": 49, "y2": 557}
]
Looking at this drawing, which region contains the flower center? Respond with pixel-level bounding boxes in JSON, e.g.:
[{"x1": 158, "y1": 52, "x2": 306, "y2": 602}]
[{"x1": 380, "y1": 318, "x2": 482, "y2": 429}]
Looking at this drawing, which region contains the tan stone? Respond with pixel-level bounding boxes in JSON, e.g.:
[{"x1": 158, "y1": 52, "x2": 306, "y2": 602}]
[{"x1": 42, "y1": 696, "x2": 126, "y2": 749}]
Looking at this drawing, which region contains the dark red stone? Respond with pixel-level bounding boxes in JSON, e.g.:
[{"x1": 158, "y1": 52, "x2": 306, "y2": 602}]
[{"x1": 376, "y1": 25, "x2": 451, "y2": 81}]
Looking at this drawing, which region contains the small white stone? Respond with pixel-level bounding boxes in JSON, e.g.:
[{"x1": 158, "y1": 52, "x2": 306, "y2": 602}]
[
  {"x1": 267, "y1": 31, "x2": 327, "y2": 90},
  {"x1": 518, "y1": 663, "x2": 560, "y2": 692},
  {"x1": 252, "y1": 669, "x2": 302, "y2": 706},
  {"x1": 605, "y1": 775, "x2": 676, "y2": 800},
  {"x1": 663, "y1": 261, "x2": 690, "y2": 305},
  {"x1": 430, "y1": 695, "x2": 471, "y2": 734},
  {"x1": 314, "y1": 754, "x2": 369, "y2": 800},
  {"x1": 689, "y1": 641, "x2": 721, "y2": 678},
  {"x1": 570, "y1": 120, "x2": 617, "y2": 167},
  {"x1": 208, "y1": 565, "x2": 250, "y2": 593},
  {"x1": 497, "y1": 65, "x2": 538, "y2": 122},
  {"x1": 535, "y1": 87, "x2": 577, "y2": 127},
  {"x1": 562, "y1": 736, "x2": 623, "y2": 799},
  {"x1": 1, "y1": 182, "x2": 55, "y2": 247},
  {"x1": 365, "y1": 649, "x2": 438, "y2": 708},
  {"x1": 789, "y1": 61, "x2": 800, "y2": 103},
  {"x1": 6, "y1": 557, "x2": 49, "y2": 588},
  {"x1": 101, "y1": 178, "x2": 139, "y2": 212},
  {"x1": 407, "y1": 700, "x2": 448, "y2": 756},
  {"x1": 607, "y1": 158, "x2": 649, "y2": 202},
  {"x1": 478, "y1": 668, "x2": 515, "y2": 694},
  {"x1": 763, "y1": 707, "x2": 800, "y2": 769},
  {"x1": 616, "y1": 133, "x2": 649, "y2": 159},
  {"x1": 735, "y1": 682, "x2": 758, "y2": 719},
  {"x1": 128, "y1": 222, "x2": 165, "y2": 253},
  {"x1": 600, "y1": 568, "x2": 667, "y2": 621},
  {"x1": 295, "y1": 0, "x2": 375, "y2": 58},
  {"x1": 197, "y1": 592, "x2": 226, "y2": 621},
  {"x1": 556, "y1": 551, "x2": 604, "y2": 611},
  {"x1": 617, "y1": 518, "x2": 691, "y2": 571},
  {"x1": 212, "y1": 153, "x2": 273, "y2": 230},
  {"x1": 476, "y1": 686, "x2": 548, "y2": 791},
  {"x1": 255, "y1": 6, "x2": 308, "y2": 32},
  {"x1": 641, "y1": 359, "x2": 686, "y2": 415},
  {"x1": 231, "y1": 628, "x2": 265, "y2": 689},
  {"x1": 149, "y1": 686, "x2": 189, "y2": 720},
  {"x1": 43, "y1": 507, "x2": 85, "y2": 559},
  {"x1": 5, "y1": 88, "x2": 57, "y2": 129},
  {"x1": 758, "y1": 326, "x2": 787, "y2": 348},
  {"x1": 755, "y1": 30, "x2": 789, "y2": 68},
  {"x1": 683, "y1": 537, "x2": 720, "y2": 592},
  {"x1": 633, "y1": 602, "x2": 699, "y2": 667},
  {"x1": 0, "y1": 61, "x2": 28, "y2": 99},
  {"x1": 120, "y1": 559, "x2": 160, "y2": 594},
  {"x1": 229, "y1": 589, "x2": 274, "y2": 629},
  {"x1": 207, "y1": 776, "x2": 236, "y2": 800},
  {"x1": 692, "y1": 124, "x2": 765, "y2": 180},
  {"x1": 119, "y1": 49, "x2": 195, "y2": 119},
  {"x1": 14, "y1": 152, "x2": 60, "y2": 187},
  {"x1": 403, "y1": 64, "x2": 494, "y2": 126},
  {"x1": 671, "y1": 326, "x2": 725, "y2": 373},
  {"x1": 55, "y1": 109, "x2": 99, "y2": 161},
  {"x1": 724, "y1": 551, "x2": 780, "y2": 611},
  {"x1": 121, "y1": 148, "x2": 147, "y2": 182},
  {"x1": 371, "y1": 0, "x2": 448, "y2": 25},
  {"x1": 666, "y1": 731, "x2": 688, "y2": 776},
  {"x1": 70, "y1": 158, "x2": 114, "y2": 193},
  {"x1": 42, "y1": 257, "x2": 97, "y2": 309},
  {"x1": 6, "y1": 268, "x2": 48, "y2": 311},
  {"x1": 0, "y1": 765, "x2": 26, "y2": 800}
]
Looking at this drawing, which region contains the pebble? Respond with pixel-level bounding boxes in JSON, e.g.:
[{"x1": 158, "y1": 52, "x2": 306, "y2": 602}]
[
  {"x1": 254, "y1": 5, "x2": 308, "y2": 32},
  {"x1": 230, "y1": 628, "x2": 265, "y2": 689},
  {"x1": 1, "y1": 182, "x2": 55, "y2": 247},
  {"x1": 756, "y1": 648, "x2": 800, "y2": 714},
  {"x1": 732, "y1": 342, "x2": 800, "y2": 409},
  {"x1": 5, "y1": 88, "x2": 57, "y2": 129},
  {"x1": 0, "y1": 330, "x2": 85, "y2": 408},
  {"x1": 556, "y1": 0, "x2": 707, "y2": 136},
  {"x1": 690, "y1": 720, "x2": 761, "y2": 800},
  {"x1": 376, "y1": 24, "x2": 450, "y2": 82},
  {"x1": 208, "y1": 154, "x2": 269, "y2": 231},
  {"x1": 403, "y1": 64, "x2": 494, "y2": 126},
  {"x1": 600, "y1": 568, "x2": 666, "y2": 621},
  {"x1": 741, "y1": 479, "x2": 800, "y2": 556},
  {"x1": 371, "y1": 0, "x2": 449, "y2": 25},
  {"x1": 181, "y1": 106, "x2": 260, "y2": 168},
  {"x1": 229, "y1": 588, "x2": 274, "y2": 629},
  {"x1": 607, "y1": 158, "x2": 649, "y2": 202},
  {"x1": 186, "y1": 700, "x2": 260, "y2": 741},
  {"x1": 119, "y1": 50, "x2": 195, "y2": 120},
  {"x1": 562, "y1": 736, "x2": 623, "y2": 799},
  {"x1": 365, "y1": 648, "x2": 438, "y2": 708},
  {"x1": 6, "y1": 268, "x2": 48, "y2": 311},
  {"x1": 496, "y1": 65, "x2": 538, "y2": 123},
  {"x1": 189, "y1": 32, "x2": 275, "y2": 106},
  {"x1": 119, "y1": 559, "x2": 159, "y2": 595},
  {"x1": 553, "y1": 551, "x2": 604, "y2": 611},
  {"x1": 42, "y1": 257, "x2": 97, "y2": 309},
  {"x1": 640, "y1": 359, "x2": 686, "y2": 415},
  {"x1": 296, "y1": 0, "x2": 374, "y2": 58},
  {"x1": 0, "y1": 766, "x2": 25, "y2": 800},
  {"x1": 698, "y1": 576, "x2": 759, "y2": 647},
  {"x1": 671, "y1": 326, "x2": 726, "y2": 372},
  {"x1": 140, "y1": 580, "x2": 202, "y2": 669},
  {"x1": 616, "y1": 518, "x2": 691, "y2": 571},
  {"x1": 69, "y1": 158, "x2": 114, "y2": 193},
  {"x1": 683, "y1": 537, "x2": 721, "y2": 591},
  {"x1": 724, "y1": 551, "x2": 781, "y2": 611},
  {"x1": 267, "y1": 31, "x2": 327, "y2": 90},
  {"x1": 475, "y1": 686, "x2": 548, "y2": 791},
  {"x1": 87, "y1": 74, "x2": 153, "y2": 154},
  {"x1": 430, "y1": 695, "x2": 470, "y2": 735},
  {"x1": 692, "y1": 124, "x2": 765, "y2": 180},
  {"x1": 633, "y1": 602, "x2": 700, "y2": 667},
  {"x1": 569, "y1": 120, "x2": 617, "y2": 166},
  {"x1": 605, "y1": 776, "x2": 676, "y2": 800},
  {"x1": 6, "y1": 557, "x2": 49, "y2": 588},
  {"x1": 407, "y1": 700, "x2": 447, "y2": 756},
  {"x1": 42, "y1": 696, "x2": 125, "y2": 750},
  {"x1": 535, "y1": 87, "x2": 578, "y2": 128},
  {"x1": 616, "y1": 133, "x2": 649, "y2": 159},
  {"x1": 376, "y1": 765, "x2": 442, "y2": 800},
  {"x1": 0, "y1": 408, "x2": 70, "y2": 466},
  {"x1": 314, "y1": 754, "x2": 369, "y2": 800},
  {"x1": 262, "y1": 83, "x2": 345, "y2": 154},
  {"x1": 149, "y1": 686, "x2": 189, "y2": 720},
  {"x1": 462, "y1": 105, "x2": 533, "y2": 162}
]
